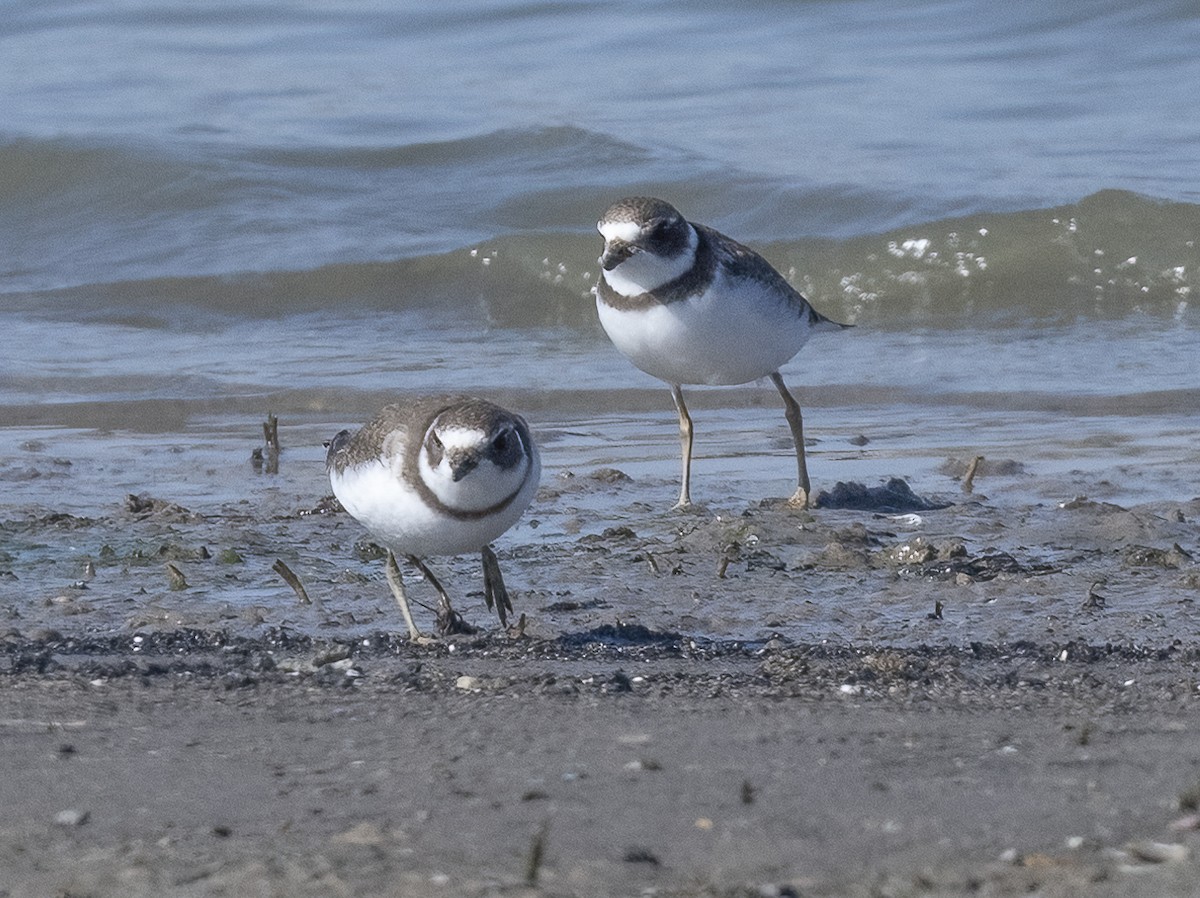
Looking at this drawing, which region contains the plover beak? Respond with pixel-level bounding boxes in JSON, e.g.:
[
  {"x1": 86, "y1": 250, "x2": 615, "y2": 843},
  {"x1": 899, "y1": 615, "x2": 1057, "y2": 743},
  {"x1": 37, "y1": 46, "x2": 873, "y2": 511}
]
[
  {"x1": 448, "y1": 451, "x2": 479, "y2": 482},
  {"x1": 599, "y1": 240, "x2": 636, "y2": 271}
]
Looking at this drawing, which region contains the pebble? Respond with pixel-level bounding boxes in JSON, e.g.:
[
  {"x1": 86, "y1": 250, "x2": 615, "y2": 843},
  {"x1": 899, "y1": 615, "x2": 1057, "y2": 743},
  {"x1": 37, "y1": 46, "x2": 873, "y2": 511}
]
[
  {"x1": 330, "y1": 658, "x2": 363, "y2": 678},
  {"x1": 1128, "y1": 840, "x2": 1189, "y2": 864},
  {"x1": 312, "y1": 646, "x2": 352, "y2": 667},
  {"x1": 54, "y1": 809, "x2": 89, "y2": 827}
]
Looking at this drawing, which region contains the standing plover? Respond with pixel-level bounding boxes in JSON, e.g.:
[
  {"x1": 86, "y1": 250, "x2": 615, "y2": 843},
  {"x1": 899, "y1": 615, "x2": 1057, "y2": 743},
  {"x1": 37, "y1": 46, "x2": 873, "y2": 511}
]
[
  {"x1": 595, "y1": 196, "x2": 849, "y2": 509},
  {"x1": 326, "y1": 397, "x2": 540, "y2": 641}
]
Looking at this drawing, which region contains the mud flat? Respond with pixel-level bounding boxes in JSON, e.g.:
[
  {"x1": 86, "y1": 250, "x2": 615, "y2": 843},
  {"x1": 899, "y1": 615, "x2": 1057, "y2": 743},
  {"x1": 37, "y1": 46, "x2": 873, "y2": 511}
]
[{"x1": 3, "y1": 465, "x2": 1200, "y2": 897}]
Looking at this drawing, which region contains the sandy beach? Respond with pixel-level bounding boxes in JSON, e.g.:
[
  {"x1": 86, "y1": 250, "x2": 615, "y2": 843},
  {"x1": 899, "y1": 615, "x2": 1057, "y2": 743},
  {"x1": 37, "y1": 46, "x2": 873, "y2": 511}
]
[{"x1": 4, "y1": 463, "x2": 1199, "y2": 897}]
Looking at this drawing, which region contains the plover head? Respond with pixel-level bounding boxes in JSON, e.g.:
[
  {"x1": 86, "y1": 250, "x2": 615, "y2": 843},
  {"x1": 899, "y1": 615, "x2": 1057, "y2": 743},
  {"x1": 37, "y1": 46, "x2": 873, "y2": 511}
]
[
  {"x1": 419, "y1": 403, "x2": 534, "y2": 513},
  {"x1": 597, "y1": 197, "x2": 696, "y2": 293}
]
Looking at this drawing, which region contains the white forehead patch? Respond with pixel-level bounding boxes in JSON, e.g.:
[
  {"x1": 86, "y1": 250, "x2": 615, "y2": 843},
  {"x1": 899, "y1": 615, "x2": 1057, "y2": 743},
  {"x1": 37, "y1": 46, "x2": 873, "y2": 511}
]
[
  {"x1": 434, "y1": 425, "x2": 488, "y2": 452},
  {"x1": 599, "y1": 220, "x2": 643, "y2": 242}
]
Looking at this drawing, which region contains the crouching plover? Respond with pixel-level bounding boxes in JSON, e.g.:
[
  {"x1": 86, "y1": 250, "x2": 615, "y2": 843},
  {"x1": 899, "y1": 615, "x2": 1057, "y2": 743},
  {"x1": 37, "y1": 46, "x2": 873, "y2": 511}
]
[
  {"x1": 595, "y1": 196, "x2": 850, "y2": 509},
  {"x1": 326, "y1": 397, "x2": 540, "y2": 641}
]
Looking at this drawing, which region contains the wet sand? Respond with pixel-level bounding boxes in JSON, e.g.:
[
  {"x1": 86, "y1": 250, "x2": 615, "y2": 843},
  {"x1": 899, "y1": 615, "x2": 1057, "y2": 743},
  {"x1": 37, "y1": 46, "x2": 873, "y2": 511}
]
[
  {"x1": 3, "y1": 645, "x2": 1200, "y2": 898},
  {"x1": 3, "y1": 422, "x2": 1200, "y2": 895}
]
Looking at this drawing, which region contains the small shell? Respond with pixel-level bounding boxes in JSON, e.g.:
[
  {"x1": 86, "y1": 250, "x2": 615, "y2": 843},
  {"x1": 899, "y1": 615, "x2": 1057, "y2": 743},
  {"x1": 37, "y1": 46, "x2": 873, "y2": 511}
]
[
  {"x1": 55, "y1": 809, "x2": 90, "y2": 827},
  {"x1": 1128, "y1": 840, "x2": 1189, "y2": 864}
]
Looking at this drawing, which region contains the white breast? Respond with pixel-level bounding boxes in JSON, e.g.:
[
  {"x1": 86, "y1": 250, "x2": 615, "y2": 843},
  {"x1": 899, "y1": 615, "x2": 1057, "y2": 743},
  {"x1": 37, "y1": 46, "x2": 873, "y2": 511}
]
[
  {"x1": 330, "y1": 455, "x2": 539, "y2": 557},
  {"x1": 597, "y1": 267, "x2": 816, "y2": 386}
]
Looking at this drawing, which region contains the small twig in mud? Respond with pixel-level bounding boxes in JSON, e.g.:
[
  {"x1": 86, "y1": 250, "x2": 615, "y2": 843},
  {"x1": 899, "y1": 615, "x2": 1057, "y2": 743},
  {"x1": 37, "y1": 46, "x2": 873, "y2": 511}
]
[
  {"x1": 525, "y1": 821, "x2": 550, "y2": 885},
  {"x1": 164, "y1": 562, "x2": 189, "y2": 591},
  {"x1": 1083, "y1": 581, "x2": 1107, "y2": 610},
  {"x1": 644, "y1": 552, "x2": 684, "y2": 576},
  {"x1": 717, "y1": 541, "x2": 741, "y2": 579},
  {"x1": 507, "y1": 612, "x2": 528, "y2": 639},
  {"x1": 927, "y1": 600, "x2": 944, "y2": 620},
  {"x1": 254, "y1": 413, "x2": 281, "y2": 474},
  {"x1": 962, "y1": 455, "x2": 983, "y2": 493},
  {"x1": 272, "y1": 559, "x2": 312, "y2": 605},
  {"x1": 262, "y1": 413, "x2": 280, "y2": 453}
]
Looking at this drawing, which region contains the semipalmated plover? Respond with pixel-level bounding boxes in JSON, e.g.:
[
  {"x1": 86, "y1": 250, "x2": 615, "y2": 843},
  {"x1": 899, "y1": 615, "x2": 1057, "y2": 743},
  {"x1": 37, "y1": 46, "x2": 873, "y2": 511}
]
[
  {"x1": 595, "y1": 196, "x2": 849, "y2": 508},
  {"x1": 327, "y1": 396, "x2": 540, "y2": 641}
]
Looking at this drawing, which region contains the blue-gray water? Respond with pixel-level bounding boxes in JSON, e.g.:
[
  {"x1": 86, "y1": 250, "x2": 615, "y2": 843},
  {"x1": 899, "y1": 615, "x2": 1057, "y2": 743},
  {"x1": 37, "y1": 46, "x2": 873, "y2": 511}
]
[
  {"x1": 5, "y1": 1, "x2": 1199, "y2": 285},
  {"x1": 2, "y1": 0, "x2": 1197, "y2": 526}
]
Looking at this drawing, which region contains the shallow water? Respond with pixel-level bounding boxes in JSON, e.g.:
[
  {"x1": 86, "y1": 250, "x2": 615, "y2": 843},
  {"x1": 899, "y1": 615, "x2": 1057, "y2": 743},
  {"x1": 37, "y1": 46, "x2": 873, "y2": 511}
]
[{"x1": 6, "y1": 1, "x2": 1200, "y2": 290}]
